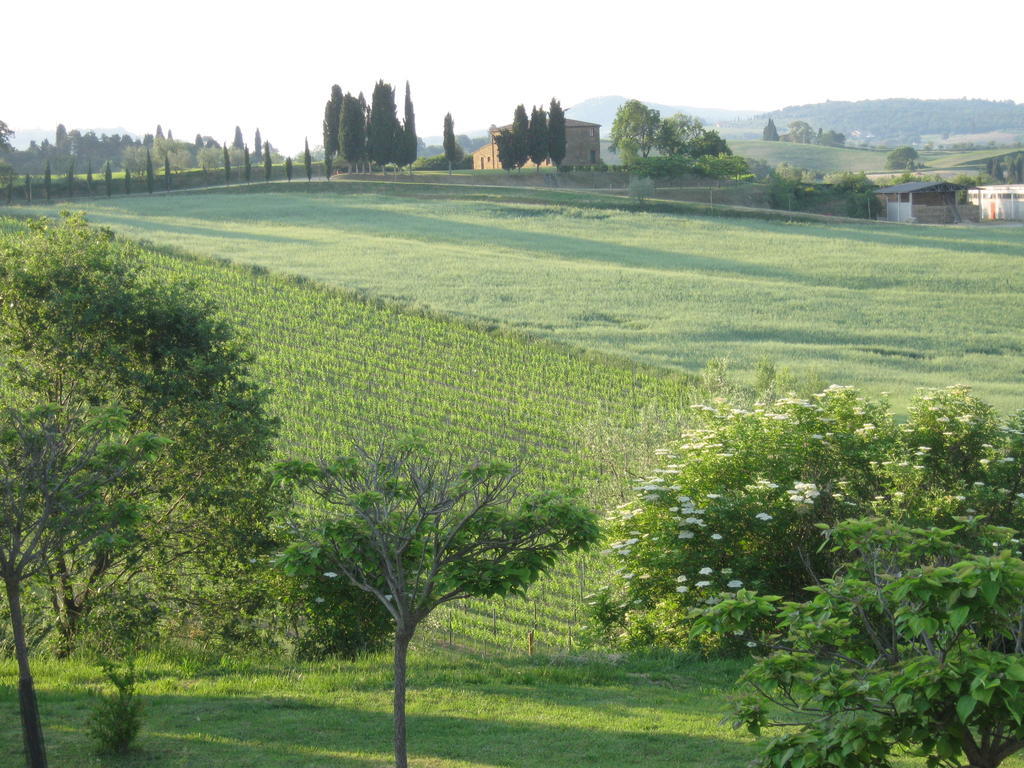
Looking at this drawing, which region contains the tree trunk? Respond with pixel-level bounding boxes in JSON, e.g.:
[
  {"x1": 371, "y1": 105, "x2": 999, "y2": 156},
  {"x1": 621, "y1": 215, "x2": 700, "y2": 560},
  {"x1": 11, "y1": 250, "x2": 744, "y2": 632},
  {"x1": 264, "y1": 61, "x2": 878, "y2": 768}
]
[
  {"x1": 393, "y1": 629, "x2": 412, "y2": 768},
  {"x1": 4, "y1": 577, "x2": 48, "y2": 768}
]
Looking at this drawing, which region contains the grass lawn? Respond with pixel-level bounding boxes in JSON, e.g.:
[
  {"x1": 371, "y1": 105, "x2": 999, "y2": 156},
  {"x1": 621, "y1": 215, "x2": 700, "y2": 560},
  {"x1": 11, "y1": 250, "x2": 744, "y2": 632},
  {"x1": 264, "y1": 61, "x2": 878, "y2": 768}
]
[
  {"x1": 59, "y1": 187, "x2": 1024, "y2": 414},
  {"x1": 1, "y1": 650, "x2": 757, "y2": 767}
]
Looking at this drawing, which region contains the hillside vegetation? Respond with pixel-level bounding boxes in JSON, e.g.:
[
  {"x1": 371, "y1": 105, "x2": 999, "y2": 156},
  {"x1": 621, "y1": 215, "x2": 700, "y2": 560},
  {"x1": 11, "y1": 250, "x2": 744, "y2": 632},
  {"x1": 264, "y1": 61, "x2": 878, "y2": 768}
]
[{"x1": 65, "y1": 186, "x2": 1024, "y2": 414}]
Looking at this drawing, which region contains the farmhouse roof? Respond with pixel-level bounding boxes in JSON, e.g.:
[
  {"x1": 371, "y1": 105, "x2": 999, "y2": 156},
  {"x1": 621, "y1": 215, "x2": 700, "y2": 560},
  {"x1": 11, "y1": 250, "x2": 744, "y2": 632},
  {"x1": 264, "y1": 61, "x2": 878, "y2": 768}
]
[
  {"x1": 876, "y1": 181, "x2": 965, "y2": 194},
  {"x1": 491, "y1": 118, "x2": 600, "y2": 133}
]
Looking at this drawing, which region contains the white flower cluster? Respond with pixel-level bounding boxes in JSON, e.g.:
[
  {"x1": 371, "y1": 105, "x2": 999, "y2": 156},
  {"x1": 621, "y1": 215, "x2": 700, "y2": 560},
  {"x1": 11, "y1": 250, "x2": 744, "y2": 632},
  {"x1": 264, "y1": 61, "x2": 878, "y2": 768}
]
[{"x1": 787, "y1": 482, "x2": 820, "y2": 506}]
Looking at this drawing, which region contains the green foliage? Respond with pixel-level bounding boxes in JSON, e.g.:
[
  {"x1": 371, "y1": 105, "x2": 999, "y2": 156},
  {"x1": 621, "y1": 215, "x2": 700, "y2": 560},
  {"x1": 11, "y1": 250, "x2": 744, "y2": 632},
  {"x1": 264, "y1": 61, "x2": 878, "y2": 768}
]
[
  {"x1": 595, "y1": 385, "x2": 1024, "y2": 649},
  {"x1": 610, "y1": 100, "x2": 660, "y2": 162},
  {"x1": 223, "y1": 145, "x2": 231, "y2": 183},
  {"x1": 86, "y1": 660, "x2": 144, "y2": 754},
  {"x1": 887, "y1": 145, "x2": 920, "y2": 170},
  {"x1": 285, "y1": 156, "x2": 293, "y2": 181},
  {"x1": 412, "y1": 153, "x2": 470, "y2": 171},
  {"x1": 44, "y1": 160, "x2": 51, "y2": 200},
  {"x1": 303, "y1": 138, "x2": 312, "y2": 181},
  {"x1": 233, "y1": 126, "x2": 244, "y2": 151},
  {"x1": 264, "y1": 143, "x2": 272, "y2": 182},
  {"x1": 0, "y1": 119, "x2": 12, "y2": 151},
  {"x1": 696, "y1": 516, "x2": 1024, "y2": 768},
  {"x1": 762, "y1": 119, "x2": 779, "y2": 141},
  {"x1": 145, "y1": 149, "x2": 154, "y2": 193},
  {"x1": 244, "y1": 146, "x2": 251, "y2": 183}
]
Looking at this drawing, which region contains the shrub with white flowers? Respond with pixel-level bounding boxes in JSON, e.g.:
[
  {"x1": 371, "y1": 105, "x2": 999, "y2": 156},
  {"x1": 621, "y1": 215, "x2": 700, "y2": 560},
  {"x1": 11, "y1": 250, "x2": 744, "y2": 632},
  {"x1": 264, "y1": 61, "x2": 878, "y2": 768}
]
[{"x1": 591, "y1": 385, "x2": 1024, "y2": 649}]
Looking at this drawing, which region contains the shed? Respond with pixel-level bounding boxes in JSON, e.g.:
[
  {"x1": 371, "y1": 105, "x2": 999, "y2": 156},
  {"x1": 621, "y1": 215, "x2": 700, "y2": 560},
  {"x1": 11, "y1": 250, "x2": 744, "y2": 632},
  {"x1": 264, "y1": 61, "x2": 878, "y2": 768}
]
[
  {"x1": 967, "y1": 185, "x2": 1024, "y2": 221},
  {"x1": 875, "y1": 181, "x2": 971, "y2": 224}
]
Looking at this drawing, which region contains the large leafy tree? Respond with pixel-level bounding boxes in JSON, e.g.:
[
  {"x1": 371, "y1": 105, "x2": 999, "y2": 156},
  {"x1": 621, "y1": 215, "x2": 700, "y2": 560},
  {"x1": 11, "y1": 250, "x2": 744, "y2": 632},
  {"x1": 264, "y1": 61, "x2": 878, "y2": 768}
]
[
  {"x1": 0, "y1": 214, "x2": 282, "y2": 653},
  {"x1": 655, "y1": 113, "x2": 704, "y2": 157},
  {"x1": 1, "y1": 119, "x2": 14, "y2": 151},
  {"x1": 610, "y1": 100, "x2": 661, "y2": 162},
  {"x1": 1, "y1": 403, "x2": 165, "y2": 768},
  {"x1": 547, "y1": 99, "x2": 566, "y2": 168},
  {"x1": 697, "y1": 516, "x2": 1024, "y2": 768},
  {"x1": 367, "y1": 80, "x2": 399, "y2": 168},
  {"x1": 527, "y1": 105, "x2": 548, "y2": 169},
  {"x1": 276, "y1": 436, "x2": 599, "y2": 768}
]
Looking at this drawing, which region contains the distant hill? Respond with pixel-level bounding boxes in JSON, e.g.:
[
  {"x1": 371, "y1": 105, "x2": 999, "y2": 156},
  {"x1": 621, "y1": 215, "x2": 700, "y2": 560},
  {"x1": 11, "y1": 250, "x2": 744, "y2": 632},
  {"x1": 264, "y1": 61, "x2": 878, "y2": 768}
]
[
  {"x1": 565, "y1": 96, "x2": 758, "y2": 129},
  {"x1": 734, "y1": 99, "x2": 1024, "y2": 146}
]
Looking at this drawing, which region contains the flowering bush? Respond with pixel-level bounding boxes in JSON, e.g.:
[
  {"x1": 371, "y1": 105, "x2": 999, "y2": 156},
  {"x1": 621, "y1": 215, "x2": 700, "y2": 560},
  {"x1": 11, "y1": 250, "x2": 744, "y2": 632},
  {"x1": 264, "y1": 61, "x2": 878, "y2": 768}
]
[{"x1": 591, "y1": 385, "x2": 1024, "y2": 649}]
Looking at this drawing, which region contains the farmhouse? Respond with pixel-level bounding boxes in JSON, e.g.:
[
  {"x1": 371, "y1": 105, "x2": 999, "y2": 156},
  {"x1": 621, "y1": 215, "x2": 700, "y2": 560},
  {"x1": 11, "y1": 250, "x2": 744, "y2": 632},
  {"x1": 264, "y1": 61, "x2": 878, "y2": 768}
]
[
  {"x1": 967, "y1": 185, "x2": 1024, "y2": 221},
  {"x1": 875, "y1": 181, "x2": 976, "y2": 224},
  {"x1": 472, "y1": 119, "x2": 601, "y2": 169}
]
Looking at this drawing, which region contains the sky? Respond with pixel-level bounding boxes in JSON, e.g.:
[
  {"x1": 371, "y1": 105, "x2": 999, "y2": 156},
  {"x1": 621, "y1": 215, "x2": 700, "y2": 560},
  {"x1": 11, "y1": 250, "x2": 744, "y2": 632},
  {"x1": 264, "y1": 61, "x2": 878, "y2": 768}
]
[{"x1": 6, "y1": 0, "x2": 1022, "y2": 155}]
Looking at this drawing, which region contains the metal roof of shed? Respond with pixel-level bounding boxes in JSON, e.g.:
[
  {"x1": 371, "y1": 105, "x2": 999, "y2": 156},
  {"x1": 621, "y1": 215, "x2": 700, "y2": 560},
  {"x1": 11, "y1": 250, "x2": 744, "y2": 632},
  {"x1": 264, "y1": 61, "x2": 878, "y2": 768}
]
[{"x1": 876, "y1": 181, "x2": 965, "y2": 194}]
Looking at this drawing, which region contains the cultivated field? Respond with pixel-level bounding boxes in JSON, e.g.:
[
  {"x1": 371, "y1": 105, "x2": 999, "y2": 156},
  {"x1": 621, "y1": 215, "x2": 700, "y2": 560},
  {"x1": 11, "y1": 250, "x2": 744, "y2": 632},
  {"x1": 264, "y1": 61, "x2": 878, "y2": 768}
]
[{"x1": 68, "y1": 186, "x2": 1024, "y2": 414}]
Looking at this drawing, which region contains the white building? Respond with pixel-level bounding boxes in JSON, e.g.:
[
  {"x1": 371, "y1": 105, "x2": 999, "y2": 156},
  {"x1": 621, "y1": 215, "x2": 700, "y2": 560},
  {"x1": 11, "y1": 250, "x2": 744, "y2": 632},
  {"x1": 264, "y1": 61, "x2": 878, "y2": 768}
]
[{"x1": 968, "y1": 185, "x2": 1024, "y2": 221}]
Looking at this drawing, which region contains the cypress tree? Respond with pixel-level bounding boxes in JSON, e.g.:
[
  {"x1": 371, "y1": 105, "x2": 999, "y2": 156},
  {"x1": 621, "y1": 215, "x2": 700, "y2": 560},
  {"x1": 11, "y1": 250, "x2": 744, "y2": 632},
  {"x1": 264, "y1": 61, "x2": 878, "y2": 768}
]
[
  {"x1": 362, "y1": 92, "x2": 374, "y2": 172},
  {"x1": 164, "y1": 154, "x2": 171, "y2": 191},
  {"x1": 341, "y1": 92, "x2": 366, "y2": 173},
  {"x1": 443, "y1": 113, "x2": 457, "y2": 175},
  {"x1": 146, "y1": 149, "x2": 154, "y2": 193},
  {"x1": 6, "y1": 175, "x2": 12, "y2": 205},
  {"x1": 24, "y1": 173, "x2": 32, "y2": 203},
  {"x1": 400, "y1": 81, "x2": 418, "y2": 171},
  {"x1": 511, "y1": 104, "x2": 529, "y2": 170},
  {"x1": 66, "y1": 159, "x2": 75, "y2": 198},
  {"x1": 323, "y1": 84, "x2": 343, "y2": 174},
  {"x1": 548, "y1": 98, "x2": 567, "y2": 167},
  {"x1": 285, "y1": 156, "x2": 293, "y2": 181},
  {"x1": 244, "y1": 146, "x2": 251, "y2": 184},
  {"x1": 194, "y1": 133, "x2": 204, "y2": 150},
  {"x1": 233, "y1": 126, "x2": 245, "y2": 150},
  {"x1": 367, "y1": 80, "x2": 399, "y2": 169},
  {"x1": 763, "y1": 118, "x2": 779, "y2": 141},
  {"x1": 124, "y1": 167, "x2": 131, "y2": 195},
  {"x1": 264, "y1": 142, "x2": 272, "y2": 182},
  {"x1": 223, "y1": 145, "x2": 231, "y2": 184},
  {"x1": 494, "y1": 129, "x2": 517, "y2": 173},
  {"x1": 104, "y1": 161, "x2": 112, "y2": 197},
  {"x1": 44, "y1": 160, "x2": 51, "y2": 200},
  {"x1": 254, "y1": 128, "x2": 263, "y2": 162},
  {"x1": 155, "y1": 124, "x2": 164, "y2": 140},
  {"x1": 303, "y1": 138, "x2": 312, "y2": 181},
  {"x1": 527, "y1": 105, "x2": 549, "y2": 169},
  {"x1": 86, "y1": 161, "x2": 93, "y2": 196}
]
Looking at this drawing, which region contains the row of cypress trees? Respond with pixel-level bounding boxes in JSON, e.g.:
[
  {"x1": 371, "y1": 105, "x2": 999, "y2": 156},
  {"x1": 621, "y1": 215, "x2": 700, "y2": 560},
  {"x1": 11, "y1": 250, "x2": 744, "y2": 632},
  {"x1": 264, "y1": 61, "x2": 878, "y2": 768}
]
[
  {"x1": 321, "y1": 81, "x2": 417, "y2": 175},
  {"x1": 493, "y1": 99, "x2": 567, "y2": 172}
]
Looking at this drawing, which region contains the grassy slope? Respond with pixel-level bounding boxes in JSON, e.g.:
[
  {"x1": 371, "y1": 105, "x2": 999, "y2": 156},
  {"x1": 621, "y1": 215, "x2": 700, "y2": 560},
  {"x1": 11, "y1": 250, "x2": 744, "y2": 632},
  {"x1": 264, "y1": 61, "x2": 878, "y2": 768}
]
[{"x1": 66, "y1": 187, "x2": 1024, "y2": 414}]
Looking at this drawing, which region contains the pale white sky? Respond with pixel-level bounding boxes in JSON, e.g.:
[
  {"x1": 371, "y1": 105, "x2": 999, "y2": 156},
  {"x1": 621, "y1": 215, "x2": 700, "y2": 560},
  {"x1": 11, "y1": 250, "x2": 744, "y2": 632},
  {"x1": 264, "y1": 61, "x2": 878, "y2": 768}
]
[{"x1": 6, "y1": 0, "x2": 1021, "y2": 155}]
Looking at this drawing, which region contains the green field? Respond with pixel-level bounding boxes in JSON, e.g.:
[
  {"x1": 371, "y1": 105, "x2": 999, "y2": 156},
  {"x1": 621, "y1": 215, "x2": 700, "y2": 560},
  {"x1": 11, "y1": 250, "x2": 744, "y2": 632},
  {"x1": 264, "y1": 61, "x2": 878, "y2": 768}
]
[
  {"x1": 63, "y1": 185, "x2": 1024, "y2": 414},
  {"x1": 731, "y1": 140, "x2": 890, "y2": 173}
]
